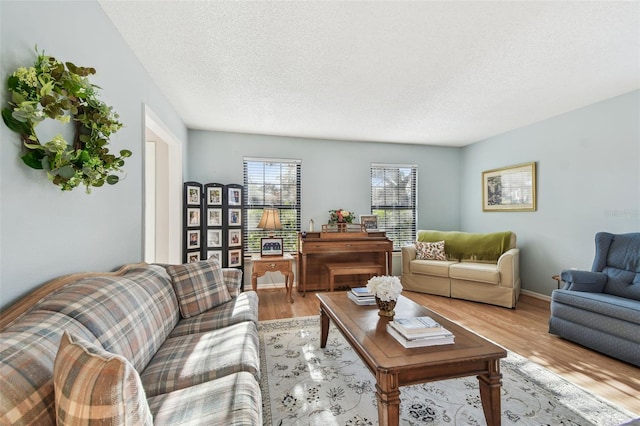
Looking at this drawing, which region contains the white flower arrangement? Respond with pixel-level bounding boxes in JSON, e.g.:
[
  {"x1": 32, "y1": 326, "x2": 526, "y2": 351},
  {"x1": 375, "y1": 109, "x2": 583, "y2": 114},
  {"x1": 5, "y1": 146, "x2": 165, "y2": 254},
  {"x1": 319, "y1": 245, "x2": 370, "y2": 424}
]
[{"x1": 366, "y1": 275, "x2": 403, "y2": 302}]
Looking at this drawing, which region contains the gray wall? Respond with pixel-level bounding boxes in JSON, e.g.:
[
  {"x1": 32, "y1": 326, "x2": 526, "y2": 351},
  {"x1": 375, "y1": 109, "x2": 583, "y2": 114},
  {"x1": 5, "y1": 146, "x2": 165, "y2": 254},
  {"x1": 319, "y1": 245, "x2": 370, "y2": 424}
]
[
  {"x1": 0, "y1": 1, "x2": 187, "y2": 308},
  {"x1": 460, "y1": 90, "x2": 640, "y2": 296},
  {"x1": 188, "y1": 131, "x2": 462, "y2": 236}
]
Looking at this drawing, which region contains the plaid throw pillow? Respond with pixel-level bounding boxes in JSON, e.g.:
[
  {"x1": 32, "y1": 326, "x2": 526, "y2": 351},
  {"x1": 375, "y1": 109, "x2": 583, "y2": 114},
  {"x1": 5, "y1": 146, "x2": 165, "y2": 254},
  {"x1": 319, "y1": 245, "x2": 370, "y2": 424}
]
[
  {"x1": 167, "y1": 259, "x2": 232, "y2": 318},
  {"x1": 415, "y1": 240, "x2": 447, "y2": 260},
  {"x1": 53, "y1": 331, "x2": 153, "y2": 426}
]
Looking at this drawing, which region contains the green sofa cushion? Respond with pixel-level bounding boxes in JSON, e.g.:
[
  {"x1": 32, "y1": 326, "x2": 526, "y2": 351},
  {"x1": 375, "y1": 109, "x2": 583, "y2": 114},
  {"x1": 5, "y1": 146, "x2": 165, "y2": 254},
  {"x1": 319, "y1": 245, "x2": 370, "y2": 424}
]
[{"x1": 417, "y1": 230, "x2": 512, "y2": 262}]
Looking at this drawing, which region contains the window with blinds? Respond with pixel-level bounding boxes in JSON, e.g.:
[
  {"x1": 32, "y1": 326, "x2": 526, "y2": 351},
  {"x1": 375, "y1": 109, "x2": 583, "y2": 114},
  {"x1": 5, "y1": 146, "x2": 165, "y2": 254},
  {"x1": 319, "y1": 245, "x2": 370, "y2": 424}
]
[
  {"x1": 370, "y1": 163, "x2": 417, "y2": 250},
  {"x1": 243, "y1": 158, "x2": 301, "y2": 254}
]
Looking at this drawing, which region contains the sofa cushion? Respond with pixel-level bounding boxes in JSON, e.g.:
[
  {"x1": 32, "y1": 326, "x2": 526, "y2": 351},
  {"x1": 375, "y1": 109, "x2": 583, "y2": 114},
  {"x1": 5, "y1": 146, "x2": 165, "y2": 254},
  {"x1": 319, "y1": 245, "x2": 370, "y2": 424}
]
[
  {"x1": 552, "y1": 290, "x2": 640, "y2": 326},
  {"x1": 449, "y1": 262, "x2": 500, "y2": 285},
  {"x1": 147, "y1": 371, "x2": 261, "y2": 425},
  {"x1": 167, "y1": 259, "x2": 232, "y2": 318},
  {"x1": 410, "y1": 259, "x2": 458, "y2": 277},
  {"x1": 170, "y1": 291, "x2": 259, "y2": 338},
  {"x1": 415, "y1": 241, "x2": 447, "y2": 260},
  {"x1": 0, "y1": 311, "x2": 107, "y2": 426},
  {"x1": 602, "y1": 267, "x2": 640, "y2": 301},
  {"x1": 53, "y1": 332, "x2": 153, "y2": 425},
  {"x1": 35, "y1": 265, "x2": 179, "y2": 372},
  {"x1": 140, "y1": 321, "x2": 260, "y2": 397}
]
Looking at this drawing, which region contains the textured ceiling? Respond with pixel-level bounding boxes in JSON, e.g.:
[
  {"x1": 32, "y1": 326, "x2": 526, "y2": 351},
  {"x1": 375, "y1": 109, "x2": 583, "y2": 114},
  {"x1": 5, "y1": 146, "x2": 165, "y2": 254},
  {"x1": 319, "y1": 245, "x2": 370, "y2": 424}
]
[{"x1": 99, "y1": 1, "x2": 640, "y2": 147}]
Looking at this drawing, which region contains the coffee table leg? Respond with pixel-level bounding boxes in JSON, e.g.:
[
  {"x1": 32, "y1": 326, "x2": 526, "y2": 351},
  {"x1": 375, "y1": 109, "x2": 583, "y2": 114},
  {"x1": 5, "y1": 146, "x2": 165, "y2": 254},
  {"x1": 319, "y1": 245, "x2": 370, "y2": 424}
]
[
  {"x1": 376, "y1": 372, "x2": 401, "y2": 426},
  {"x1": 478, "y1": 359, "x2": 502, "y2": 426},
  {"x1": 320, "y1": 307, "x2": 329, "y2": 348}
]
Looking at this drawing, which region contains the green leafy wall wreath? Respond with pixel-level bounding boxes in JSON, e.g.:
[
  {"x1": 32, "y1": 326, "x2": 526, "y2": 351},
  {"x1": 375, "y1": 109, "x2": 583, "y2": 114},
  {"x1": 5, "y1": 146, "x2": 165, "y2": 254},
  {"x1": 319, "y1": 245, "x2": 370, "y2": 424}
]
[{"x1": 2, "y1": 48, "x2": 131, "y2": 193}]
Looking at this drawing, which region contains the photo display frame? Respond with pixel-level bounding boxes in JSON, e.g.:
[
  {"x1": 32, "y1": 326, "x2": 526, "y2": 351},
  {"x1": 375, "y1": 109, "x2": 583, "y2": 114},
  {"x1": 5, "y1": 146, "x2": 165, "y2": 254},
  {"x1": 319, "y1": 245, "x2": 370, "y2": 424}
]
[
  {"x1": 228, "y1": 249, "x2": 242, "y2": 267},
  {"x1": 207, "y1": 208, "x2": 222, "y2": 227},
  {"x1": 228, "y1": 187, "x2": 242, "y2": 206},
  {"x1": 187, "y1": 229, "x2": 200, "y2": 249},
  {"x1": 359, "y1": 215, "x2": 378, "y2": 230},
  {"x1": 260, "y1": 237, "x2": 283, "y2": 256},
  {"x1": 482, "y1": 162, "x2": 536, "y2": 212},
  {"x1": 187, "y1": 208, "x2": 201, "y2": 227},
  {"x1": 186, "y1": 184, "x2": 200, "y2": 206},
  {"x1": 207, "y1": 186, "x2": 222, "y2": 206}
]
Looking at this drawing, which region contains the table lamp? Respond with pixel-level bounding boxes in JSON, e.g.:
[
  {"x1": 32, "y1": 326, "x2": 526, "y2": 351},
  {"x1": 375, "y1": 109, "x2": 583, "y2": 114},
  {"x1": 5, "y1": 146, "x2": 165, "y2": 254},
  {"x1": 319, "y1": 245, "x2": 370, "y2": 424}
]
[{"x1": 257, "y1": 207, "x2": 282, "y2": 237}]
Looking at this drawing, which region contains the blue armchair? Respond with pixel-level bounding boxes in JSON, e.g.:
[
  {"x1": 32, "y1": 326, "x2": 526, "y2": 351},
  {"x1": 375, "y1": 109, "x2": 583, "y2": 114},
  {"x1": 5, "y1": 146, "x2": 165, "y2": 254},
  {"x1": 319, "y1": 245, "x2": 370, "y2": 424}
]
[{"x1": 549, "y1": 232, "x2": 640, "y2": 366}]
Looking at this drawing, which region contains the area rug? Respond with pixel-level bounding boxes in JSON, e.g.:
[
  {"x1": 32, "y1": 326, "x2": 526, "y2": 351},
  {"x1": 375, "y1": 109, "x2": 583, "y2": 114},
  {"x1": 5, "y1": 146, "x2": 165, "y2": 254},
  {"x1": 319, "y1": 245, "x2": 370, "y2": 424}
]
[{"x1": 259, "y1": 316, "x2": 638, "y2": 426}]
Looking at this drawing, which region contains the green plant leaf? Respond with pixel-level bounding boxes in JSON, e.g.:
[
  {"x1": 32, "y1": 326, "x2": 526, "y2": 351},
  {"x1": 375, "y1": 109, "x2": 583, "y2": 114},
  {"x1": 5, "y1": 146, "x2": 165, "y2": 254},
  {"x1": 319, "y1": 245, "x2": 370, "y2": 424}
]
[
  {"x1": 120, "y1": 149, "x2": 132, "y2": 158},
  {"x1": 106, "y1": 175, "x2": 119, "y2": 185},
  {"x1": 2, "y1": 108, "x2": 31, "y2": 134},
  {"x1": 57, "y1": 165, "x2": 75, "y2": 179},
  {"x1": 21, "y1": 151, "x2": 44, "y2": 169}
]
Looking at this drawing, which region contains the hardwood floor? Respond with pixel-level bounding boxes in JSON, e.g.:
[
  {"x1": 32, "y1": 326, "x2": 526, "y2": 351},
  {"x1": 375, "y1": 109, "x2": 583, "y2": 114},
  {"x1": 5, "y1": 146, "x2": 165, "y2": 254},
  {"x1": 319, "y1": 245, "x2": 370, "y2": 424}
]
[{"x1": 257, "y1": 288, "x2": 640, "y2": 416}]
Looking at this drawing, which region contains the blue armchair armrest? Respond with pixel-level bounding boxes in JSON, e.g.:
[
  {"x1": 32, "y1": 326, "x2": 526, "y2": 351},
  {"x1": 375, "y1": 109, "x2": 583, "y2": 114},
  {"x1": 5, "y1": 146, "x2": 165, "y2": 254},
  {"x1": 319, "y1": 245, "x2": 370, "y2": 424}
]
[{"x1": 560, "y1": 269, "x2": 607, "y2": 292}]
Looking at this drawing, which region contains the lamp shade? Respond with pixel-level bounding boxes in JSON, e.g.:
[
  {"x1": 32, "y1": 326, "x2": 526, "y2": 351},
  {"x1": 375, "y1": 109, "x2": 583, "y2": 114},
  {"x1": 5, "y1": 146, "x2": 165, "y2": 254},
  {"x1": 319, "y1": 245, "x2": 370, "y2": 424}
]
[{"x1": 257, "y1": 208, "x2": 282, "y2": 233}]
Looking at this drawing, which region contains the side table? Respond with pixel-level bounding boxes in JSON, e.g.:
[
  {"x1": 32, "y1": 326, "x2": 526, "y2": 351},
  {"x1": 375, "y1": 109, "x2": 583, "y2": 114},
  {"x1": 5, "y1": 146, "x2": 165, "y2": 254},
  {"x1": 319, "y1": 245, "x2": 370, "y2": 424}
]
[
  {"x1": 251, "y1": 253, "x2": 294, "y2": 303},
  {"x1": 552, "y1": 274, "x2": 562, "y2": 289}
]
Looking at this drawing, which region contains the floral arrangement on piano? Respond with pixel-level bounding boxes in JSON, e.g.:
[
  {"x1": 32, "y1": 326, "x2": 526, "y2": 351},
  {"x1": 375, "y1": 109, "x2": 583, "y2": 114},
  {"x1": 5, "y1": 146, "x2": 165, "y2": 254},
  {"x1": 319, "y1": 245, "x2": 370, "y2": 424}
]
[{"x1": 328, "y1": 209, "x2": 355, "y2": 224}]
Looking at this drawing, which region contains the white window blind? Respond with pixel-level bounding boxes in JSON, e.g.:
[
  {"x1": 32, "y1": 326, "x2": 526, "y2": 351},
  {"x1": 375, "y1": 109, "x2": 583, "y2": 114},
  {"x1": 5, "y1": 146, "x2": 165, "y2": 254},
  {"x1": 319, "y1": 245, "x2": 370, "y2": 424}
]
[
  {"x1": 370, "y1": 163, "x2": 417, "y2": 250},
  {"x1": 243, "y1": 158, "x2": 301, "y2": 253}
]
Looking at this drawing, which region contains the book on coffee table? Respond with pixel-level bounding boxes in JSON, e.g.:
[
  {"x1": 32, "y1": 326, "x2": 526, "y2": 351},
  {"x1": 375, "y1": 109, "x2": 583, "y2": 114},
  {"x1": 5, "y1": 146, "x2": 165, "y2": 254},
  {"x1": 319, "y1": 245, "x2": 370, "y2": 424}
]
[
  {"x1": 347, "y1": 291, "x2": 376, "y2": 305},
  {"x1": 386, "y1": 323, "x2": 455, "y2": 348},
  {"x1": 351, "y1": 287, "x2": 374, "y2": 297},
  {"x1": 392, "y1": 316, "x2": 442, "y2": 334},
  {"x1": 387, "y1": 321, "x2": 452, "y2": 339}
]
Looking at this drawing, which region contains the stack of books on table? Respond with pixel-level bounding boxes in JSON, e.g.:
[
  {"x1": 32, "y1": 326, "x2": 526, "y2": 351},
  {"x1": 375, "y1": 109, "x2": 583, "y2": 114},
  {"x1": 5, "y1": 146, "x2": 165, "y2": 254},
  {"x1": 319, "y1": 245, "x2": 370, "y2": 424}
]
[
  {"x1": 347, "y1": 287, "x2": 376, "y2": 305},
  {"x1": 386, "y1": 316, "x2": 455, "y2": 348}
]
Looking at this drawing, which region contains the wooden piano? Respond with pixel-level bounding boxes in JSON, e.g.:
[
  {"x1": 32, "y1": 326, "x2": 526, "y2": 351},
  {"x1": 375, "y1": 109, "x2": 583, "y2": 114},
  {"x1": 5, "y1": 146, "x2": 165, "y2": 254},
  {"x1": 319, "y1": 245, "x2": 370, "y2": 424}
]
[{"x1": 296, "y1": 226, "x2": 393, "y2": 294}]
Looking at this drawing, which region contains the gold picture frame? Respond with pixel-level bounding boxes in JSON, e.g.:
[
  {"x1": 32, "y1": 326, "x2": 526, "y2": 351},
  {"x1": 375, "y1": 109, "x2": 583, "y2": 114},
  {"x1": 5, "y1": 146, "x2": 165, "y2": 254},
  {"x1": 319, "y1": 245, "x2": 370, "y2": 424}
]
[{"x1": 482, "y1": 162, "x2": 536, "y2": 212}]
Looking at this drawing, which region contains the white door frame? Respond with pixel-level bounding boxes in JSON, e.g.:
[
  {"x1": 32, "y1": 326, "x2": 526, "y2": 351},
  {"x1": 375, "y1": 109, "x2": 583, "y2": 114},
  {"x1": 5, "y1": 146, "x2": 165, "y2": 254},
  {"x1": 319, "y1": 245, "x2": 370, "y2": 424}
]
[{"x1": 144, "y1": 105, "x2": 183, "y2": 264}]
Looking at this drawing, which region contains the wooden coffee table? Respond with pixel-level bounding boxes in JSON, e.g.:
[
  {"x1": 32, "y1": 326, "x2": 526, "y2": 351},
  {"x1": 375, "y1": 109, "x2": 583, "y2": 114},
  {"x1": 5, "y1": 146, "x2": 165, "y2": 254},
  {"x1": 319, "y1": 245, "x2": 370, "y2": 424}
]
[{"x1": 318, "y1": 292, "x2": 507, "y2": 426}]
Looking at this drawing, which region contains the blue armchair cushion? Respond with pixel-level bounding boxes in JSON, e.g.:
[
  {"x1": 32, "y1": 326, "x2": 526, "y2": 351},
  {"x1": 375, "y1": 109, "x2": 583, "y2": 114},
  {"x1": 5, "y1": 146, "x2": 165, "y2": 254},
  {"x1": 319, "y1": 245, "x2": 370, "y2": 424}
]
[{"x1": 560, "y1": 269, "x2": 607, "y2": 293}]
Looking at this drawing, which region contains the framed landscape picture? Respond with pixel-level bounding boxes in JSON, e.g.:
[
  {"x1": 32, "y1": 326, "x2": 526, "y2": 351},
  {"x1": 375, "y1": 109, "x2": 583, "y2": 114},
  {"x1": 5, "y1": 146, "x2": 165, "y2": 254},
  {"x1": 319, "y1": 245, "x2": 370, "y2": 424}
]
[{"x1": 482, "y1": 162, "x2": 536, "y2": 212}]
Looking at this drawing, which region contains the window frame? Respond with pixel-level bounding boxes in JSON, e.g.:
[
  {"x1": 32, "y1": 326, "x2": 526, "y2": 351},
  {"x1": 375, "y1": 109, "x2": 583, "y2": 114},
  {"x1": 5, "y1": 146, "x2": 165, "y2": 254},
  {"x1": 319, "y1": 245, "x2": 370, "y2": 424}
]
[
  {"x1": 243, "y1": 157, "x2": 301, "y2": 254},
  {"x1": 370, "y1": 163, "x2": 418, "y2": 251}
]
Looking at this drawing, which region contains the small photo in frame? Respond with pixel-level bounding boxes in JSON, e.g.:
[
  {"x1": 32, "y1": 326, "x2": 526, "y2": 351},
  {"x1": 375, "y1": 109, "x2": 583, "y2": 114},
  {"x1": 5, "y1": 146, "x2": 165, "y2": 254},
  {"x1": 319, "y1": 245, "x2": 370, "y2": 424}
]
[
  {"x1": 187, "y1": 208, "x2": 200, "y2": 227},
  {"x1": 229, "y1": 229, "x2": 242, "y2": 247},
  {"x1": 186, "y1": 185, "x2": 200, "y2": 205},
  {"x1": 359, "y1": 215, "x2": 378, "y2": 231},
  {"x1": 207, "y1": 229, "x2": 222, "y2": 248},
  {"x1": 187, "y1": 229, "x2": 200, "y2": 249},
  {"x1": 207, "y1": 250, "x2": 222, "y2": 263},
  {"x1": 229, "y1": 249, "x2": 242, "y2": 267},
  {"x1": 228, "y1": 188, "x2": 242, "y2": 206},
  {"x1": 207, "y1": 187, "x2": 222, "y2": 205},
  {"x1": 207, "y1": 208, "x2": 222, "y2": 227},
  {"x1": 228, "y1": 209, "x2": 242, "y2": 226},
  {"x1": 187, "y1": 252, "x2": 201, "y2": 263},
  {"x1": 260, "y1": 237, "x2": 283, "y2": 256}
]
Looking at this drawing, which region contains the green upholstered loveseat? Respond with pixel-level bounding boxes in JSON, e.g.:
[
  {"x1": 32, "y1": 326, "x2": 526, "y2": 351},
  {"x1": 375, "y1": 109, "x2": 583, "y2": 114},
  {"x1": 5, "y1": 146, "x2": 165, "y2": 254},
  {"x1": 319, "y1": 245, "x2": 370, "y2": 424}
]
[
  {"x1": 0, "y1": 260, "x2": 261, "y2": 425},
  {"x1": 401, "y1": 230, "x2": 521, "y2": 308}
]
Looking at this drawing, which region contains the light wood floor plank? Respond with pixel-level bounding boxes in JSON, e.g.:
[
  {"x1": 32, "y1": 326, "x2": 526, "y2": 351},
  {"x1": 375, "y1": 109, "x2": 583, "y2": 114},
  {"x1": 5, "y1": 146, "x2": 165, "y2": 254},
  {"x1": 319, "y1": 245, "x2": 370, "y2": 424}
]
[{"x1": 257, "y1": 288, "x2": 640, "y2": 415}]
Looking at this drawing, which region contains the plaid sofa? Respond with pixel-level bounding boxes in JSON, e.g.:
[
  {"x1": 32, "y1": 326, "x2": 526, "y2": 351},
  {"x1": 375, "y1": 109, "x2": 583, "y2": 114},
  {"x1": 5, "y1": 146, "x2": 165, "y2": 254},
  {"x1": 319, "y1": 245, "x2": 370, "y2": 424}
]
[{"x1": 0, "y1": 260, "x2": 261, "y2": 425}]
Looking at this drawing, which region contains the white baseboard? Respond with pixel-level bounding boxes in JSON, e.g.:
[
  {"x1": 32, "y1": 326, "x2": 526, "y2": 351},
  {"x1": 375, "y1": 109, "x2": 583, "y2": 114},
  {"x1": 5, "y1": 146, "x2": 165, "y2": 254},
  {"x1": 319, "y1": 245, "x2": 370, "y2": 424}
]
[{"x1": 521, "y1": 289, "x2": 551, "y2": 302}]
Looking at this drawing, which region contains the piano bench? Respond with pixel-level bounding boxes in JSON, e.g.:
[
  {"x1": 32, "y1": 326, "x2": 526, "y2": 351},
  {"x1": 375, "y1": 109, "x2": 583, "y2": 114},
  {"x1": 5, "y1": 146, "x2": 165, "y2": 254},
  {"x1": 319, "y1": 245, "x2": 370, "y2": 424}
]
[{"x1": 325, "y1": 262, "x2": 383, "y2": 291}]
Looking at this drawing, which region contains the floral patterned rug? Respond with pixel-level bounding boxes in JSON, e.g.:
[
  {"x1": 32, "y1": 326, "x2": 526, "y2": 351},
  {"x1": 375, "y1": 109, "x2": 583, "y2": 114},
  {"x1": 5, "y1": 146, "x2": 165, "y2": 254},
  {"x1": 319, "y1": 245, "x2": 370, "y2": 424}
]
[{"x1": 259, "y1": 316, "x2": 638, "y2": 426}]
